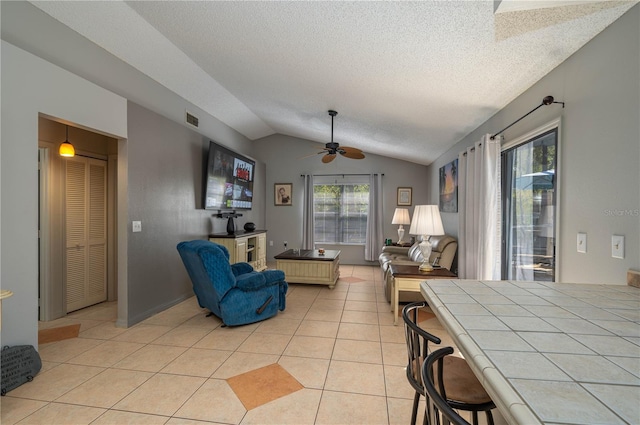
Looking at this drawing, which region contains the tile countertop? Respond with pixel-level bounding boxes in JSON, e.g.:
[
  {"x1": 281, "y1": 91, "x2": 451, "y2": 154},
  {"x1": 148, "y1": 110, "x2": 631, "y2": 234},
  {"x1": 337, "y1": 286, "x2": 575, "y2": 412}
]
[{"x1": 420, "y1": 279, "x2": 640, "y2": 425}]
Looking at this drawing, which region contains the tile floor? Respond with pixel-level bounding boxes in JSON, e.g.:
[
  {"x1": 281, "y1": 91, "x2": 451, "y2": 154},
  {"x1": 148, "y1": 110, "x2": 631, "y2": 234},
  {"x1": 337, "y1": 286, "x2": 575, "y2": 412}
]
[{"x1": 2, "y1": 265, "x2": 502, "y2": 425}]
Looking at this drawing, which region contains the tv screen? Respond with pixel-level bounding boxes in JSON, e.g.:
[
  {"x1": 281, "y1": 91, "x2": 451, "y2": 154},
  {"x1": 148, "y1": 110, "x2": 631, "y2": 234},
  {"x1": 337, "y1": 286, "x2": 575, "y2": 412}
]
[{"x1": 204, "y1": 141, "x2": 255, "y2": 210}]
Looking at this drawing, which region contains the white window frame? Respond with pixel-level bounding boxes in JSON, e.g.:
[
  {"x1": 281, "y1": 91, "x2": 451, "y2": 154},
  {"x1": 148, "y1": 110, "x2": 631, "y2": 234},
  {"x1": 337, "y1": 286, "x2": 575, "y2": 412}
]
[
  {"x1": 313, "y1": 175, "x2": 370, "y2": 245},
  {"x1": 501, "y1": 117, "x2": 562, "y2": 281}
]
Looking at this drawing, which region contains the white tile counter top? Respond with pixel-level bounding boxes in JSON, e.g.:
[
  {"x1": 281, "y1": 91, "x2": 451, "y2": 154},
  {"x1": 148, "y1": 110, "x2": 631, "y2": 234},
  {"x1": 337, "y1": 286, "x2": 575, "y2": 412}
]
[{"x1": 420, "y1": 279, "x2": 639, "y2": 425}]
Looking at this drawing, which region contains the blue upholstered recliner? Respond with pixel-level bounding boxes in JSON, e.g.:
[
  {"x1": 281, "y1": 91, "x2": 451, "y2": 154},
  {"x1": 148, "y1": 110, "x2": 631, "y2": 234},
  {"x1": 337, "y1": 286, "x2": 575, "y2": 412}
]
[{"x1": 177, "y1": 240, "x2": 288, "y2": 326}]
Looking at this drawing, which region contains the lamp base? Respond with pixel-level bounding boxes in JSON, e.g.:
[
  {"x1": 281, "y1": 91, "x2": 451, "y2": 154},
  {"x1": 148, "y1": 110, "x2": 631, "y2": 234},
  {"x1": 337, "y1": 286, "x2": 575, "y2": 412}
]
[
  {"x1": 418, "y1": 236, "x2": 432, "y2": 271},
  {"x1": 397, "y1": 226, "x2": 405, "y2": 244},
  {"x1": 419, "y1": 261, "x2": 434, "y2": 272}
]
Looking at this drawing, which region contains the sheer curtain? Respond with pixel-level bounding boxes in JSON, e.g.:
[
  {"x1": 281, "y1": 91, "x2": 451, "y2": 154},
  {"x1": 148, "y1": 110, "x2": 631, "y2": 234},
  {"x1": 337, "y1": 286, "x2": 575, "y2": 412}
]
[
  {"x1": 365, "y1": 173, "x2": 383, "y2": 261},
  {"x1": 458, "y1": 135, "x2": 501, "y2": 279},
  {"x1": 512, "y1": 143, "x2": 535, "y2": 280},
  {"x1": 302, "y1": 174, "x2": 314, "y2": 250}
]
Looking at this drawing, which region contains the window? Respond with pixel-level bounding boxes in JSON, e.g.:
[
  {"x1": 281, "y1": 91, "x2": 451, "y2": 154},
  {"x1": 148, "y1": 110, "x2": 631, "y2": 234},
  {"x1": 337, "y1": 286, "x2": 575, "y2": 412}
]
[
  {"x1": 313, "y1": 177, "x2": 369, "y2": 244},
  {"x1": 501, "y1": 127, "x2": 557, "y2": 281}
]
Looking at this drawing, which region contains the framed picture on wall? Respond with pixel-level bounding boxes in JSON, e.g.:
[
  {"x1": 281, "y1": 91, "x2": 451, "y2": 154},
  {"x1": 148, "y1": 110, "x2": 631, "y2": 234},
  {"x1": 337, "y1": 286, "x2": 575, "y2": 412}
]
[
  {"x1": 397, "y1": 187, "x2": 412, "y2": 206},
  {"x1": 439, "y1": 159, "x2": 458, "y2": 212},
  {"x1": 275, "y1": 183, "x2": 292, "y2": 206}
]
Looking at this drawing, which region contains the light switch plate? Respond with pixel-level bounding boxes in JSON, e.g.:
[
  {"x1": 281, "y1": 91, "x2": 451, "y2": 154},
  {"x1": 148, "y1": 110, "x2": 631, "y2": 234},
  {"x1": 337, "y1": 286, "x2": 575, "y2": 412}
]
[
  {"x1": 132, "y1": 221, "x2": 142, "y2": 233},
  {"x1": 611, "y1": 235, "x2": 624, "y2": 259},
  {"x1": 577, "y1": 233, "x2": 587, "y2": 253}
]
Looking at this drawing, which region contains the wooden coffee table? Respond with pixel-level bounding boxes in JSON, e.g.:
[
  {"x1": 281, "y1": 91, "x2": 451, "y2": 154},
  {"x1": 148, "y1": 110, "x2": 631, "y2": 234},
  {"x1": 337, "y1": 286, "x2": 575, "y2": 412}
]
[
  {"x1": 274, "y1": 249, "x2": 340, "y2": 289},
  {"x1": 389, "y1": 264, "x2": 456, "y2": 324}
]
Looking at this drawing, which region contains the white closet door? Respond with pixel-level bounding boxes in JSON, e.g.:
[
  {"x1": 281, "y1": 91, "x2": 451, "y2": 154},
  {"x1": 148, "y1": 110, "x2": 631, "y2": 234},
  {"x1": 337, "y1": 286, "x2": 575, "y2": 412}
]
[{"x1": 65, "y1": 157, "x2": 107, "y2": 312}]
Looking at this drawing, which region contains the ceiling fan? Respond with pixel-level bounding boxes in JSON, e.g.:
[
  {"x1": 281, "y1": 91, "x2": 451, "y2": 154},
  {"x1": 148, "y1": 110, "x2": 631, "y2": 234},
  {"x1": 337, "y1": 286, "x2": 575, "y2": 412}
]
[{"x1": 312, "y1": 110, "x2": 365, "y2": 163}]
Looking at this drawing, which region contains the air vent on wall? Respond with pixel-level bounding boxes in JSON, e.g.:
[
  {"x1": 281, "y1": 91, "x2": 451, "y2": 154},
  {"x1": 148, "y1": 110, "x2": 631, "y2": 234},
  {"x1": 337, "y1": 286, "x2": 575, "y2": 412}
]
[{"x1": 186, "y1": 111, "x2": 199, "y2": 128}]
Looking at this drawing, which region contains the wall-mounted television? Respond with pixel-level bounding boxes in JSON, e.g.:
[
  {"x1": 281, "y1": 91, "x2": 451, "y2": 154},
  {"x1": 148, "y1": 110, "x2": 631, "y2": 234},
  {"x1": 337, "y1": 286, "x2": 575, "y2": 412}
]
[{"x1": 204, "y1": 140, "x2": 255, "y2": 210}]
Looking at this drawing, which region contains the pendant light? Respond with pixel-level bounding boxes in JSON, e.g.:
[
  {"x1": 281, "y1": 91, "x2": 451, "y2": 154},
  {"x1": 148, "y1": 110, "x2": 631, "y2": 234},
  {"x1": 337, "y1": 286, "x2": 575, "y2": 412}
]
[{"x1": 59, "y1": 125, "x2": 75, "y2": 157}]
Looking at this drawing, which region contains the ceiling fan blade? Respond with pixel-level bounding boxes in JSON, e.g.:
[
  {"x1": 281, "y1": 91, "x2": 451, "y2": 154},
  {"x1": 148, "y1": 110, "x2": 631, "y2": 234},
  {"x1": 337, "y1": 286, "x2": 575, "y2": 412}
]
[
  {"x1": 339, "y1": 146, "x2": 364, "y2": 154},
  {"x1": 322, "y1": 153, "x2": 336, "y2": 163},
  {"x1": 340, "y1": 149, "x2": 365, "y2": 159},
  {"x1": 298, "y1": 150, "x2": 326, "y2": 160}
]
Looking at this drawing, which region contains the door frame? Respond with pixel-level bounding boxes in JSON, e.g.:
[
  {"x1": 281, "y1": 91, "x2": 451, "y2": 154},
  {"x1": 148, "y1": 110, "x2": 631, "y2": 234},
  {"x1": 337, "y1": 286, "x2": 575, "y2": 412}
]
[
  {"x1": 38, "y1": 122, "x2": 118, "y2": 321},
  {"x1": 38, "y1": 147, "x2": 51, "y2": 321},
  {"x1": 501, "y1": 117, "x2": 562, "y2": 281}
]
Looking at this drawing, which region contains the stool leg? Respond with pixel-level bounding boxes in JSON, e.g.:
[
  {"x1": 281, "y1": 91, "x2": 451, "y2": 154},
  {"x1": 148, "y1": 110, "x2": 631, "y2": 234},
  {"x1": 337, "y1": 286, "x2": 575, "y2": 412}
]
[
  {"x1": 486, "y1": 410, "x2": 495, "y2": 425},
  {"x1": 410, "y1": 391, "x2": 420, "y2": 425},
  {"x1": 471, "y1": 411, "x2": 478, "y2": 425}
]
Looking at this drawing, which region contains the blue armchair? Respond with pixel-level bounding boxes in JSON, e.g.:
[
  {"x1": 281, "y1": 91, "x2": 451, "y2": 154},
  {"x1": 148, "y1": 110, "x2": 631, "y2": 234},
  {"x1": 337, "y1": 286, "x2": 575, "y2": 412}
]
[{"x1": 177, "y1": 240, "x2": 288, "y2": 326}]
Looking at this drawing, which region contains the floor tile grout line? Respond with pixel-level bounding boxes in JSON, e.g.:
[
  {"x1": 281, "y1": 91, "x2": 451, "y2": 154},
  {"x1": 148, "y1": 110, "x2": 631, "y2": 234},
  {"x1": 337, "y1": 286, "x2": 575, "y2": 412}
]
[{"x1": 20, "y1": 266, "x2": 415, "y2": 425}]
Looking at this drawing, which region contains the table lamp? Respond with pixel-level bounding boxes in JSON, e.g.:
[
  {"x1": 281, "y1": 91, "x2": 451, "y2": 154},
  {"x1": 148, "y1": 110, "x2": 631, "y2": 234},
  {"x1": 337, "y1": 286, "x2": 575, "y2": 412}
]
[
  {"x1": 392, "y1": 208, "x2": 411, "y2": 244},
  {"x1": 409, "y1": 205, "x2": 444, "y2": 271}
]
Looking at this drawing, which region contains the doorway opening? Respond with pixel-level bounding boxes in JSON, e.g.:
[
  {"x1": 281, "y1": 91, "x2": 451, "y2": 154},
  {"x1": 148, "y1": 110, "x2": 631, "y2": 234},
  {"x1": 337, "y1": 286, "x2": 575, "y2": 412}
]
[{"x1": 38, "y1": 117, "x2": 118, "y2": 321}]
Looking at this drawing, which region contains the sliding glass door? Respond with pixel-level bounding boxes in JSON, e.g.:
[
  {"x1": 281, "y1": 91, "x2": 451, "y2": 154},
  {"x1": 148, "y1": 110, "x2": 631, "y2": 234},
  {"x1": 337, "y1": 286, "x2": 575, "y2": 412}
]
[{"x1": 502, "y1": 129, "x2": 557, "y2": 281}]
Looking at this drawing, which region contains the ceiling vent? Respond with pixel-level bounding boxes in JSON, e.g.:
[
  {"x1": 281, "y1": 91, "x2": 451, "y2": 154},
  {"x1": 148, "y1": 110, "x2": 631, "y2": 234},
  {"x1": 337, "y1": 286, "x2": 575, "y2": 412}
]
[{"x1": 185, "y1": 110, "x2": 199, "y2": 128}]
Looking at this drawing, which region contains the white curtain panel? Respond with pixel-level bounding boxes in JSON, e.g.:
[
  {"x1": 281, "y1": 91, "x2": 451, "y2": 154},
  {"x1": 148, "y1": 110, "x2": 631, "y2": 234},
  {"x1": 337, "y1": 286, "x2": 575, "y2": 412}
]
[
  {"x1": 458, "y1": 135, "x2": 501, "y2": 279},
  {"x1": 365, "y1": 173, "x2": 384, "y2": 261},
  {"x1": 302, "y1": 174, "x2": 315, "y2": 250}
]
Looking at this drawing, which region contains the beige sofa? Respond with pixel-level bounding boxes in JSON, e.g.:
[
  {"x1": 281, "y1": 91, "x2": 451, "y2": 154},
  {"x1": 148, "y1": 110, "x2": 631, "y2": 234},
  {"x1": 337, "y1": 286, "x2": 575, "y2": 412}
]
[{"x1": 378, "y1": 235, "x2": 457, "y2": 302}]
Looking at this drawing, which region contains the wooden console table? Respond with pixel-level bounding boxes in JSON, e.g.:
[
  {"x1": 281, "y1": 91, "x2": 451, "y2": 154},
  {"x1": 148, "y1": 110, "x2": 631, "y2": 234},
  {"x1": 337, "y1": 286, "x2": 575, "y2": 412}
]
[
  {"x1": 274, "y1": 249, "x2": 340, "y2": 289},
  {"x1": 0, "y1": 289, "x2": 14, "y2": 329},
  {"x1": 209, "y1": 230, "x2": 267, "y2": 271},
  {"x1": 388, "y1": 264, "x2": 456, "y2": 324}
]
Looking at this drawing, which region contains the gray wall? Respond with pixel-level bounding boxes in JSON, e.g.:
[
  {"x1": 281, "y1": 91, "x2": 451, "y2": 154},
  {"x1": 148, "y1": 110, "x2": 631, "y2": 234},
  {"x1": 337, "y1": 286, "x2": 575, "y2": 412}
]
[
  {"x1": 1, "y1": 2, "x2": 268, "y2": 337},
  {"x1": 425, "y1": 5, "x2": 640, "y2": 284},
  {"x1": 253, "y1": 134, "x2": 429, "y2": 265},
  {"x1": 0, "y1": 2, "x2": 254, "y2": 156},
  {"x1": 1, "y1": 41, "x2": 127, "y2": 348},
  {"x1": 125, "y1": 102, "x2": 267, "y2": 325}
]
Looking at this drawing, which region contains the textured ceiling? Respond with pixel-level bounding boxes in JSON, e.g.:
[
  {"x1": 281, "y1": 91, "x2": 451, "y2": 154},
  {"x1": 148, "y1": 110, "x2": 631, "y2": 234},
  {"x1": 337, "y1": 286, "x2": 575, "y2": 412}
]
[{"x1": 31, "y1": 1, "x2": 636, "y2": 165}]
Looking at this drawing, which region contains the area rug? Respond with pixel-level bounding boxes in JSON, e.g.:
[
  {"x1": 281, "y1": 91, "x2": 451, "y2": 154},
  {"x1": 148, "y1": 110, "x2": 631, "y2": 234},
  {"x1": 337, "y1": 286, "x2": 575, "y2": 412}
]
[
  {"x1": 38, "y1": 323, "x2": 81, "y2": 344},
  {"x1": 339, "y1": 276, "x2": 365, "y2": 283},
  {"x1": 227, "y1": 363, "x2": 303, "y2": 410}
]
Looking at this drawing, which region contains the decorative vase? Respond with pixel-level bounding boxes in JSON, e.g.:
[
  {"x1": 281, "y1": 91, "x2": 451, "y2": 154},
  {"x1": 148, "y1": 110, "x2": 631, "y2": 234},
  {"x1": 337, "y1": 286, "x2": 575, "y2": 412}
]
[
  {"x1": 226, "y1": 217, "x2": 235, "y2": 235},
  {"x1": 244, "y1": 222, "x2": 256, "y2": 232}
]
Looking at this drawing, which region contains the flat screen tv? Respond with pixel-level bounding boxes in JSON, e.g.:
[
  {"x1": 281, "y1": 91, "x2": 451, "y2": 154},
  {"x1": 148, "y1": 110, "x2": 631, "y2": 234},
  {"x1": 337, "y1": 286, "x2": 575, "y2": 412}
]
[{"x1": 204, "y1": 141, "x2": 255, "y2": 210}]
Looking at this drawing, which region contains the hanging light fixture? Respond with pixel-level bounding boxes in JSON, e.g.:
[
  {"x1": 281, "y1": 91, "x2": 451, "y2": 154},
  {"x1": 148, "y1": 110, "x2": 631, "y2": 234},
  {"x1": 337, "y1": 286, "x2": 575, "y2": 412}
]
[{"x1": 59, "y1": 125, "x2": 75, "y2": 157}]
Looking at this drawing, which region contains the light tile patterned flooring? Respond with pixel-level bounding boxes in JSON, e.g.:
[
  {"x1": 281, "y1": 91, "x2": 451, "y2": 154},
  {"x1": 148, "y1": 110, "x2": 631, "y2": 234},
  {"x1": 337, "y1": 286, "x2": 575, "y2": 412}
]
[{"x1": 1, "y1": 265, "x2": 500, "y2": 425}]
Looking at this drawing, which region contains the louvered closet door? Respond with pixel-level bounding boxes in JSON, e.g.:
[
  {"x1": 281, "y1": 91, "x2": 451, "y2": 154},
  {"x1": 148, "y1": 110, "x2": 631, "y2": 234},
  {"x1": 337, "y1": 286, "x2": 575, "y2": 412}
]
[{"x1": 65, "y1": 157, "x2": 107, "y2": 312}]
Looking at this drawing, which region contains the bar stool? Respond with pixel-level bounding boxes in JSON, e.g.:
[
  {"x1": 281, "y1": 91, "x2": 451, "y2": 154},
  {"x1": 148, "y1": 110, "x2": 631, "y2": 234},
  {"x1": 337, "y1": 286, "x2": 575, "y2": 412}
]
[
  {"x1": 422, "y1": 346, "x2": 474, "y2": 425},
  {"x1": 402, "y1": 301, "x2": 495, "y2": 425}
]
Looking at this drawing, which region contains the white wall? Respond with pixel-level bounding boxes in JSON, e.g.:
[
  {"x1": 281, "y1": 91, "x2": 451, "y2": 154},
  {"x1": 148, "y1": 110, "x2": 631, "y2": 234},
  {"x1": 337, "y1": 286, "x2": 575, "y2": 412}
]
[
  {"x1": 253, "y1": 134, "x2": 430, "y2": 265},
  {"x1": 426, "y1": 5, "x2": 640, "y2": 284},
  {"x1": 0, "y1": 41, "x2": 127, "y2": 347}
]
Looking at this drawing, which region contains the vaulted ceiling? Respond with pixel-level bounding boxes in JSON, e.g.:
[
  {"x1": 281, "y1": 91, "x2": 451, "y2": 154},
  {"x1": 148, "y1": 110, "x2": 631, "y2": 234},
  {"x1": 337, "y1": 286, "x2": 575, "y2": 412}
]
[{"x1": 31, "y1": 1, "x2": 636, "y2": 164}]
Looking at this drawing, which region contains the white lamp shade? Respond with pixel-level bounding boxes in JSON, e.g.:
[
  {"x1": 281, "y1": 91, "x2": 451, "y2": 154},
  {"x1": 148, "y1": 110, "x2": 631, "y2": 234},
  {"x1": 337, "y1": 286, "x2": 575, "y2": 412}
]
[
  {"x1": 391, "y1": 208, "x2": 411, "y2": 225},
  {"x1": 409, "y1": 205, "x2": 444, "y2": 236}
]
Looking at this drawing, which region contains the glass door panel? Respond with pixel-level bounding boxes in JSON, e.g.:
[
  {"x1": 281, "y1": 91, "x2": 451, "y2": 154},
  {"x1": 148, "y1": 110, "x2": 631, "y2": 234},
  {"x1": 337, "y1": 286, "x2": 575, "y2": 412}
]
[{"x1": 502, "y1": 129, "x2": 557, "y2": 281}]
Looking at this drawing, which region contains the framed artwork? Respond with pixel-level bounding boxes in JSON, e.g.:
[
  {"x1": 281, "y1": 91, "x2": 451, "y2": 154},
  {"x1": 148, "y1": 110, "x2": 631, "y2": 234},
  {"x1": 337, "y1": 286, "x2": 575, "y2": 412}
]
[
  {"x1": 397, "y1": 187, "x2": 412, "y2": 206},
  {"x1": 439, "y1": 159, "x2": 458, "y2": 212},
  {"x1": 275, "y1": 183, "x2": 292, "y2": 206}
]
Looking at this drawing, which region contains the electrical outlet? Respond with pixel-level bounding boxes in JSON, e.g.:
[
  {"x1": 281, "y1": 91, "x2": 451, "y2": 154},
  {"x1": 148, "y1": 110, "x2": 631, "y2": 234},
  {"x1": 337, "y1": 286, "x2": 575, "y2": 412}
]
[
  {"x1": 269, "y1": 240, "x2": 273, "y2": 246},
  {"x1": 132, "y1": 221, "x2": 142, "y2": 233},
  {"x1": 612, "y1": 235, "x2": 624, "y2": 259},
  {"x1": 577, "y1": 233, "x2": 587, "y2": 253}
]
